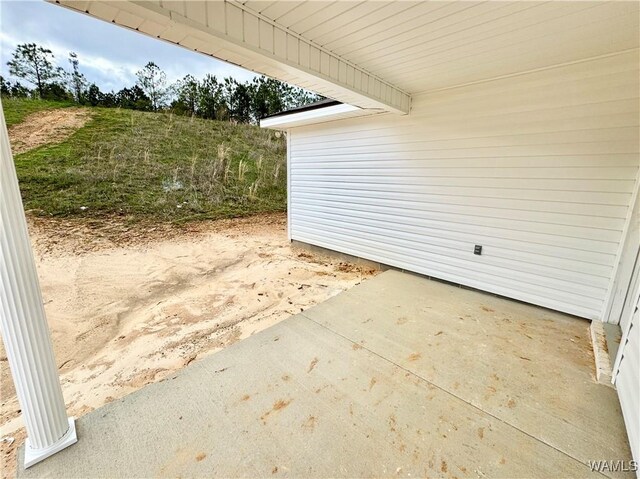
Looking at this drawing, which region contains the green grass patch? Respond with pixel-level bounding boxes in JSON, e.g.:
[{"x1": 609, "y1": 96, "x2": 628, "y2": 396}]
[
  {"x1": 8, "y1": 104, "x2": 287, "y2": 223},
  {"x1": 2, "y1": 97, "x2": 75, "y2": 127}
]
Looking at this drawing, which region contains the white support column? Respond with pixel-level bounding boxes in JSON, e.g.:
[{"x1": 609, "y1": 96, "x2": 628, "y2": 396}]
[{"x1": 0, "y1": 103, "x2": 76, "y2": 467}]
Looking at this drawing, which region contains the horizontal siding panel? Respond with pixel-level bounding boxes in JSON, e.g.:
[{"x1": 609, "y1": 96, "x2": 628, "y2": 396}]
[
  {"x1": 290, "y1": 155, "x2": 640, "y2": 169},
  {"x1": 292, "y1": 228, "x2": 604, "y2": 320},
  {"x1": 290, "y1": 141, "x2": 638, "y2": 158},
  {"x1": 291, "y1": 208, "x2": 615, "y2": 272},
  {"x1": 291, "y1": 191, "x2": 625, "y2": 231},
  {"x1": 290, "y1": 201, "x2": 620, "y2": 261},
  {"x1": 292, "y1": 199, "x2": 620, "y2": 245},
  {"x1": 292, "y1": 126, "x2": 639, "y2": 152},
  {"x1": 292, "y1": 112, "x2": 640, "y2": 146},
  {"x1": 291, "y1": 205, "x2": 617, "y2": 264},
  {"x1": 291, "y1": 223, "x2": 607, "y2": 303},
  {"x1": 292, "y1": 174, "x2": 636, "y2": 194},
  {"x1": 293, "y1": 97, "x2": 640, "y2": 141},
  {"x1": 291, "y1": 184, "x2": 628, "y2": 219},
  {"x1": 291, "y1": 118, "x2": 640, "y2": 147},
  {"x1": 410, "y1": 73, "x2": 640, "y2": 114},
  {"x1": 292, "y1": 180, "x2": 631, "y2": 207},
  {"x1": 291, "y1": 214, "x2": 611, "y2": 286},
  {"x1": 291, "y1": 220, "x2": 609, "y2": 299},
  {"x1": 292, "y1": 108, "x2": 640, "y2": 145},
  {"x1": 292, "y1": 166, "x2": 636, "y2": 182},
  {"x1": 289, "y1": 54, "x2": 639, "y2": 319},
  {"x1": 409, "y1": 59, "x2": 640, "y2": 107}
]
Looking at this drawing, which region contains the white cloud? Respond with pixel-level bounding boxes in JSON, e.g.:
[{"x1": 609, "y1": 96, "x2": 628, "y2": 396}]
[{"x1": 0, "y1": 0, "x2": 257, "y2": 92}]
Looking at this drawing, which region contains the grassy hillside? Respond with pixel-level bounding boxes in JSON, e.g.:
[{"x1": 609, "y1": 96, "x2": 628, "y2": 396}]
[
  {"x1": 6, "y1": 100, "x2": 287, "y2": 223},
  {"x1": 3, "y1": 97, "x2": 75, "y2": 127}
]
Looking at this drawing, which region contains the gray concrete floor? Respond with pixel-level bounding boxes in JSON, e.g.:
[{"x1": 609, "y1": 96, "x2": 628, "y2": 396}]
[{"x1": 19, "y1": 271, "x2": 632, "y2": 478}]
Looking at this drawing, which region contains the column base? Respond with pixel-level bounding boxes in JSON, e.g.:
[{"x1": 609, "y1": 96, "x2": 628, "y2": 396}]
[{"x1": 24, "y1": 417, "x2": 77, "y2": 469}]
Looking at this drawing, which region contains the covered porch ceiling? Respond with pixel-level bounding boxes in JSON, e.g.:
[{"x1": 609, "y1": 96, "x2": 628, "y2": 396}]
[{"x1": 51, "y1": 1, "x2": 639, "y2": 114}]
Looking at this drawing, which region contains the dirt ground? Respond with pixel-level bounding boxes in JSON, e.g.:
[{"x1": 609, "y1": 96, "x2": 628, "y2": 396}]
[
  {"x1": 0, "y1": 214, "x2": 377, "y2": 478},
  {"x1": 7, "y1": 108, "x2": 91, "y2": 155}
]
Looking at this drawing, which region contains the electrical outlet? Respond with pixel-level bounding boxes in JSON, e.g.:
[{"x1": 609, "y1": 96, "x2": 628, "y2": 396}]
[{"x1": 474, "y1": 245, "x2": 482, "y2": 255}]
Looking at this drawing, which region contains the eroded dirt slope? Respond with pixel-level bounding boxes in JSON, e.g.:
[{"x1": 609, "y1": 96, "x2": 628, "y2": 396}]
[{"x1": 8, "y1": 107, "x2": 91, "y2": 155}]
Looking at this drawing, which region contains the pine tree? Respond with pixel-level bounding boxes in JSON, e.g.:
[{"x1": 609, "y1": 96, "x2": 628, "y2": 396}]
[
  {"x1": 68, "y1": 52, "x2": 87, "y2": 103},
  {"x1": 135, "y1": 61, "x2": 168, "y2": 111},
  {"x1": 7, "y1": 43, "x2": 62, "y2": 98}
]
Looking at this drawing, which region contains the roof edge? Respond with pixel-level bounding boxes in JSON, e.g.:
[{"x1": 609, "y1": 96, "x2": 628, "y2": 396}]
[
  {"x1": 261, "y1": 99, "x2": 342, "y2": 120},
  {"x1": 260, "y1": 102, "x2": 363, "y2": 130}
]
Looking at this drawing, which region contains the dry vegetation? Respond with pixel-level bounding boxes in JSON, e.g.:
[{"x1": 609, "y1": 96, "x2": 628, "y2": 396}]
[{"x1": 11, "y1": 105, "x2": 287, "y2": 223}]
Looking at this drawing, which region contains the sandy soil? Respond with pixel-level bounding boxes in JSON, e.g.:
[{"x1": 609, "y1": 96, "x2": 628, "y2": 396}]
[
  {"x1": 0, "y1": 214, "x2": 377, "y2": 477},
  {"x1": 7, "y1": 108, "x2": 91, "y2": 154}
]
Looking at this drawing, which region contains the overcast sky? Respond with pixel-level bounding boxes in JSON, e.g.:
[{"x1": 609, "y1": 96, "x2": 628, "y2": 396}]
[{"x1": 0, "y1": 0, "x2": 257, "y2": 92}]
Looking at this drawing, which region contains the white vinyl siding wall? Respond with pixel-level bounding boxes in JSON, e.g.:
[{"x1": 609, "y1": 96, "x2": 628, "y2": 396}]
[
  {"x1": 288, "y1": 51, "x2": 639, "y2": 320},
  {"x1": 614, "y1": 245, "x2": 640, "y2": 464},
  {"x1": 616, "y1": 311, "x2": 639, "y2": 464}
]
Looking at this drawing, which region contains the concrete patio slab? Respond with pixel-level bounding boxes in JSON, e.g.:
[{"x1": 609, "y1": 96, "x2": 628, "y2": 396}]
[
  {"x1": 302, "y1": 270, "x2": 633, "y2": 472},
  {"x1": 18, "y1": 271, "x2": 632, "y2": 478}
]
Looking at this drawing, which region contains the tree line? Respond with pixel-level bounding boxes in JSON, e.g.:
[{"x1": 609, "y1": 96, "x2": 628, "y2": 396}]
[{"x1": 1, "y1": 43, "x2": 323, "y2": 123}]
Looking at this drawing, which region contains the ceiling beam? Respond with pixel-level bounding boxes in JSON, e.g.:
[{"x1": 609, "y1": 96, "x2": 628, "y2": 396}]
[{"x1": 51, "y1": 0, "x2": 411, "y2": 114}]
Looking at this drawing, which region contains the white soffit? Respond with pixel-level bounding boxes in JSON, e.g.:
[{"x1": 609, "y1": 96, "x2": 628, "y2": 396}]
[
  {"x1": 241, "y1": 1, "x2": 640, "y2": 94},
  {"x1": 51, "y1": 1, "x2": 639, "y2": 107},
  {"x1": 50, "y1": 0, "x2": 411, "y2": 114}
]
